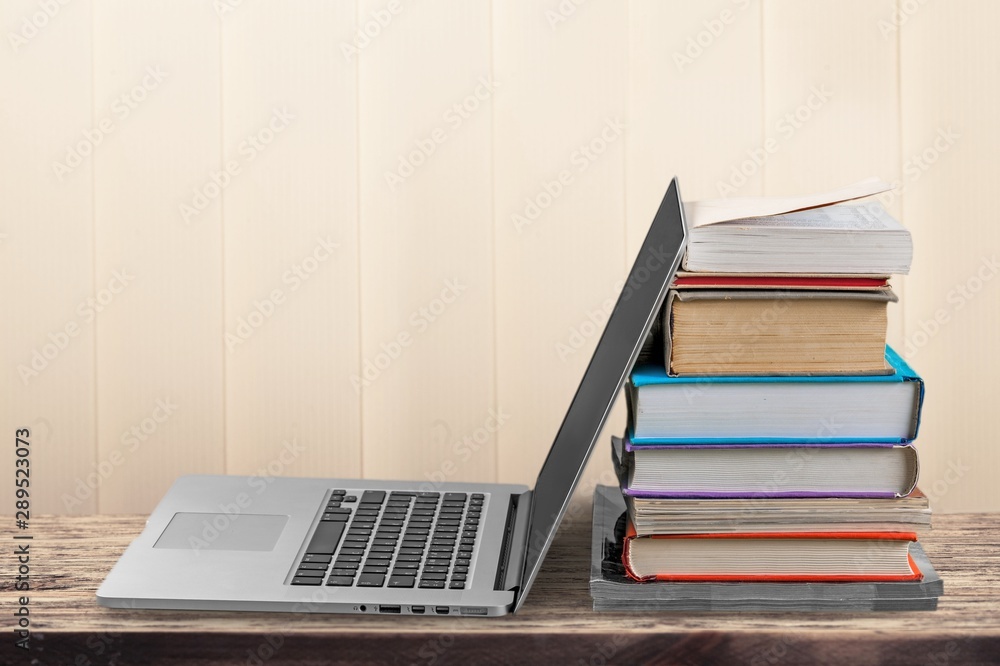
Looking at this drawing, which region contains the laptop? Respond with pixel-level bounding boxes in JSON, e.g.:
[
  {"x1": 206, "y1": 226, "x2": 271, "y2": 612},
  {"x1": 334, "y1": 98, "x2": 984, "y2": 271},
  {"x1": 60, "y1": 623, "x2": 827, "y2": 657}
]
[{"x1": 97, "y1": 178, "x2": 686, "y2": 616}]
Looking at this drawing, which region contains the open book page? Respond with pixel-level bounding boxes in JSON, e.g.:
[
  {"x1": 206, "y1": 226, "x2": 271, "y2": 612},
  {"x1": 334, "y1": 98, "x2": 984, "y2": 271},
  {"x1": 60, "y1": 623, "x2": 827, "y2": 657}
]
[
  {"x1": 725, "y1": 202, "x2": 905, "y2": 231},
  {"x1": 684, "y1": 177, "x2": 894, "y2": 228}
]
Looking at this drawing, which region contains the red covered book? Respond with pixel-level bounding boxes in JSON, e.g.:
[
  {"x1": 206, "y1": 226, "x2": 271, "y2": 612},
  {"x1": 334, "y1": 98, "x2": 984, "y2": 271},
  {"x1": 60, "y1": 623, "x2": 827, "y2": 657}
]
[{"x1": 622, "y1": 521, "x2": 923, "y2": 583}]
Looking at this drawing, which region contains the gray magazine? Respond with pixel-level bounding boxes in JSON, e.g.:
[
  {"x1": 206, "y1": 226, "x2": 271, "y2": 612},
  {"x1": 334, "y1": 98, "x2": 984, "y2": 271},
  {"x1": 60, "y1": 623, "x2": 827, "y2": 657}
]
[{"x1": 590, "y1": 485, "x2": 942, "y2": 611}]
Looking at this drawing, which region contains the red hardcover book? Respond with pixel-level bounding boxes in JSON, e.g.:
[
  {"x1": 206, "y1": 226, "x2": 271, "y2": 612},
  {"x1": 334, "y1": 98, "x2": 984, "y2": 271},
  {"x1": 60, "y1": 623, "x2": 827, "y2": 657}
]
[{"x1": 622, "y1": 521, "x2": 923, "y2": 583}]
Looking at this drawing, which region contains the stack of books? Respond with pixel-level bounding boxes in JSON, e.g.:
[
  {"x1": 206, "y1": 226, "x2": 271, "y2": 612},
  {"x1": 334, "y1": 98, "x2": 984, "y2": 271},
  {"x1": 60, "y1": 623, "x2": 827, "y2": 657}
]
[{"x1": 592, "y1": 179, "x2": 943, "y2": 611}]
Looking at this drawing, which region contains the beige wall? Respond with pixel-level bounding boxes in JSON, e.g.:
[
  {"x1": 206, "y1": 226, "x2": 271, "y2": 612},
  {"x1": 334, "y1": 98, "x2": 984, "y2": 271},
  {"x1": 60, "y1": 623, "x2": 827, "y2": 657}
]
[{"x1": 2, "y1": 0, "x2": 996, "y2": 515}]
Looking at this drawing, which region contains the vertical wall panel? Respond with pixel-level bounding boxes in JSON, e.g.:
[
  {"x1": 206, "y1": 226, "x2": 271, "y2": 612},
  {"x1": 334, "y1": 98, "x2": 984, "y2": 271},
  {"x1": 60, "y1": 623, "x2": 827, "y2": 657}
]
[
  {"x1": 494, "y1": 0, "x2": 628, "y2": 489},
  {"x1": 358, "y1": 0, "x2": 496, "y2": 483},
  {"x1": 221, "y1": 2, "x2": 361, "y2": 479},
  {"x1": 94, "y1": 0, "x2": 223, "y2": 512},
  {"x1": 900, "y1": 0, "x2": 1000, "y2": 512},
  {"x1": 0, "y1": 0, "x2": 95, "y2": 513},
  {"x1": 762, "y1": 0, "x2": 904, "y2": 345},
  {"x1": 627, "y1": 0, "x2": 763, "y2": 253}
]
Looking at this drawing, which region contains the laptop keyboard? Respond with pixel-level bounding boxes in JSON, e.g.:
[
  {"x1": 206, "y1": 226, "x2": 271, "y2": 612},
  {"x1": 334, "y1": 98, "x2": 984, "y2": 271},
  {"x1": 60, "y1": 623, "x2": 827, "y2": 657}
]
[{"x1": 289, "y1": 490, "x2": 484, "y2": 590}]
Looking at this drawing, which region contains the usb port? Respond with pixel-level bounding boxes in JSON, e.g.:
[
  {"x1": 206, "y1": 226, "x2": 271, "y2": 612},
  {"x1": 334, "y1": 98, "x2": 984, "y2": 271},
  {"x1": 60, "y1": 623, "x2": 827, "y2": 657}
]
[
  {"x1": 435, "y1": 606, "x2": 449, "y2": 615},
  {"x1": 379, "y1": 605, "x2": 401, "y2": 614},
  {"x1": 411, "y1": 606, "x2": 425, "y2": 614}
]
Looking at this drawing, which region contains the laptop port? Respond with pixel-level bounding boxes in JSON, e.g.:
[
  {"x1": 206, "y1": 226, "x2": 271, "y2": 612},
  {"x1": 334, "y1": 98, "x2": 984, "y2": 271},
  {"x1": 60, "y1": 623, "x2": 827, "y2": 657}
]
[
  {"x1": 411, "y1": 606, "x2": 425, "y2": 614},
  {"x1": 379, "y1": 605, "x2": 401, "y2": 614},
  {"x1": 435, "y1": 606, "x2": 450, "y2": 615}
]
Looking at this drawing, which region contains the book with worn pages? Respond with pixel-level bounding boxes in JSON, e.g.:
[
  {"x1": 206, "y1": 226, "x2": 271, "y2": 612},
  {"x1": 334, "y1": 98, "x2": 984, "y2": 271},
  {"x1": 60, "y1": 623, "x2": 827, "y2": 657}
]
[
  {"x1": 681, "y1": 178, "x2": 913, "y2": 274},
  {"x1": 612, "y1": 436, "x2": 919, "y2": 499},
  {"x1": 627, "y1": 345, "x2": 924, "y2": 443},
  {"x1": 663, "y1": 288, "x2": 897, "y2": 376},
  {"x1": 589, "y1": 486, "x2": 942, "y2": 611}
]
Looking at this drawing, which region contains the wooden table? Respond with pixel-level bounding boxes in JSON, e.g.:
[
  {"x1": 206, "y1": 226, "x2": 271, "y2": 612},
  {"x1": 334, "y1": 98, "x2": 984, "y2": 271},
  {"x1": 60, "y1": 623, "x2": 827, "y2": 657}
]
[{"x1": 5, "y1": 495, "x2": 1000, "y2": 666}]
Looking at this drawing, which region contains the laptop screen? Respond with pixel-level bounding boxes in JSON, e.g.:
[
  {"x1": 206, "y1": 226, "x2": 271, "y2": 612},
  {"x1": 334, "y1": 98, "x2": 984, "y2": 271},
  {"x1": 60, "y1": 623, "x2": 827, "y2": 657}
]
[{"x1": 514, "y1": 178, "x2": 686, "y2": 611}]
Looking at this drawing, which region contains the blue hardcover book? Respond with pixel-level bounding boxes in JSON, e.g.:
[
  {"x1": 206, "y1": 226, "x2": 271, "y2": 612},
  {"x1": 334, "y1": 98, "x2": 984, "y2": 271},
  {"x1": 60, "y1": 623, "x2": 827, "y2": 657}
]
[{"x1": 627, "y1": 346, "x2": 924, "y2": 444}]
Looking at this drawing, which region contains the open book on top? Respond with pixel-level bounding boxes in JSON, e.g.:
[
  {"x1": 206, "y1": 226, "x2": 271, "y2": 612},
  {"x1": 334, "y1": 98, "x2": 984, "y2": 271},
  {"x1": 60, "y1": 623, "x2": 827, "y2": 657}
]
[{"x1": 682, "y1": 178, "x2": 912, "y2": 274}]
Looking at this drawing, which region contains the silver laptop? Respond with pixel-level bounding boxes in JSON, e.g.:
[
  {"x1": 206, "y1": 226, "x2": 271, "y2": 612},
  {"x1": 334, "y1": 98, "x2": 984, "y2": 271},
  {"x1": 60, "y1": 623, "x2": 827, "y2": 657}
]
[{"x1": 97, "y1": 178, "x2": 686, "y2": 617}]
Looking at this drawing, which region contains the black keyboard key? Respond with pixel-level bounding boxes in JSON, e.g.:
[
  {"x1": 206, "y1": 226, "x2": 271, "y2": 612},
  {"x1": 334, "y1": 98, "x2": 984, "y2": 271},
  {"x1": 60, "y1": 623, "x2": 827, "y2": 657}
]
[
  {"x1": 362, "y1": 566, "x2": 388, "y2": 575},
  {"x1": 331, "y1": 568, "x2": 358, "y2": 577},
  {"x1": 343, "y1": 495, "x2": 357, "y2": 502},
  {"x1": 453, "y1": 566, "x2": 468, "y2": 574},
  {"x1": 409, "y1": 516, "x2": 433, "y2": 523},
  {"x1": 393, "y1": 561, "x2": 419, "y2": 569},
  {"x1": 327, "y1": 501, "x2": 342, "y2": 509},
  {"x1": 333, "y1": 561, "x2": 359, "y2": 570},
  {"x1": 326, "y1": 507, "x2": 352, "y2": 515},
  {"x1": 390, "y1": 491, "x2": 416, "y2": 497},
  {"x1": 292, "y1": 577, "x2": 322, "y2": 586},
  {"x1": 376, "y1": 526, "x2": 401, "y2": 534},
  {"x1": 357, "y1": 573, "x2": 385, "y2": 587},
  {"x1": 322, "y1": 513, "x2": 349, "y2": 522},
  {"x1": 384, "y1": 506, "x2": 407, "y2": 515},
  {"x1": 326, "y1": 576, "x2": 354, "y2": 586},
  {"x1": 444, "y1": 492, "x2": 467, "y2": 502},
  {"x1": 302, "y1": 553, "x2": 332, "y2": 564},
  {"x1": 306, "y1": 521, "x2": 346, "y2": 555},
  {"x1": 366, "y1": 551, "x2": 392, "y2": 560},
  {"x1": 340, "y1": 548, "x2": 365, "y2": 557},
  {"x1": 423, "y1": 565, "x2": 450, "y2": 574},
  {"x1": 380, "y1": 520, "x2": 404, "y2": 528},
  {"x1": 370, "y1": 545, "x2": 396, "y2": 554},
  {"x1": 297, "y1": 562, "x2": 330, "y2": 571},
  {"x1": 451, "y1": 573, "x2": 467, "y2": 581},
  {"x1": 421, "y1": 571, "x2": 447, "y2": 580},
  {"x1": 397, "y1": 553, "x2": 421, "y2": 562},
  {"x1": 356, "y1": 509, "x2": 380, "y2": 518},
  {"x1": 373, "y1": 539, "x2": 398, "y2": 548},
  {"x1": 344, "y1": 536, "x2": 369, "y2": 544},
  {"x1": 337, "y1": 553, "x2": 362, "y2": 562},
  {"x1": 294, "y1": 569, "x2": 326, "y2": 578},
  {"x1": 332, "y1": 489, "x2": 347, "y2": 495},
  {"x1": 388, "y1": 575, "x2": 415, "y2": 588},
  {"x1": 360, "y1": 490, "x2": 386, "y2": 505},
  {"x1": 449, "y1": 581, "x2": 465, "y2": 589},
  {"x1": 419, "y1": 580, "x2": 445, "y2": 589},
  {"x1": 419, "y1": 492, "x2": 440, "y2": 498},
  {"x1": 471, "y1": 493, "x2": 484, "y2": 500}
]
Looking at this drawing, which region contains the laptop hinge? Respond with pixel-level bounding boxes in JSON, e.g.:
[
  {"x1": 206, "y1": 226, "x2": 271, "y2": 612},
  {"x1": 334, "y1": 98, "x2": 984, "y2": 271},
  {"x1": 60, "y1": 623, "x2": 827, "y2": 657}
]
[{"x1": 494, "y1": 490, "x2": 532, "y2": 594}]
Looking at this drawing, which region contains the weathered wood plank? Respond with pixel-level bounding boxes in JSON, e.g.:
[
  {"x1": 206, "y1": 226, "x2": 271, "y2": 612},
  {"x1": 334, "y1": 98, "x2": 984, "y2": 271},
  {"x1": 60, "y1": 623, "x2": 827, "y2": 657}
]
[{"x1": 5, "y1": 496, "x2": 999, "y2": 665}]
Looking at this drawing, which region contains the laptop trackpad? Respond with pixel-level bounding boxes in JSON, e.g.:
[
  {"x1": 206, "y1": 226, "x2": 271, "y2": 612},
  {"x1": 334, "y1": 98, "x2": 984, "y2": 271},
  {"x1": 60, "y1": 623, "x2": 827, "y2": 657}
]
[{"x1": 154, "y1": 512, "x2": 288, "y2": 551}]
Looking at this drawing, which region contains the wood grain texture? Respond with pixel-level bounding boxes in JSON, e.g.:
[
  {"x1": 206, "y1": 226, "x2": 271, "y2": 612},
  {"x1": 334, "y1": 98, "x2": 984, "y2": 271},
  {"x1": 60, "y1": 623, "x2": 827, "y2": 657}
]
[
  {"x1": 898, "y1": 0, "x2": 1000, "y2": 513},
  {"x1": 5, "y1": 497, "x2": 1000, "y2": 665},
  {"x1": 221, "y1": 1, "x2": 362, "y2": 480},
  {"x1": 0, "y1": 0, "x2": 96, "y2": 513},
  {"x1": 493, "y1": 0, "x2": 628, "y2": 489},
  {"x1": 357, "y1": 0, "x2": 497, "y2": 484},
  {"x1": 92, "y1": 0, "x2": 224, "y2": 512}
]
